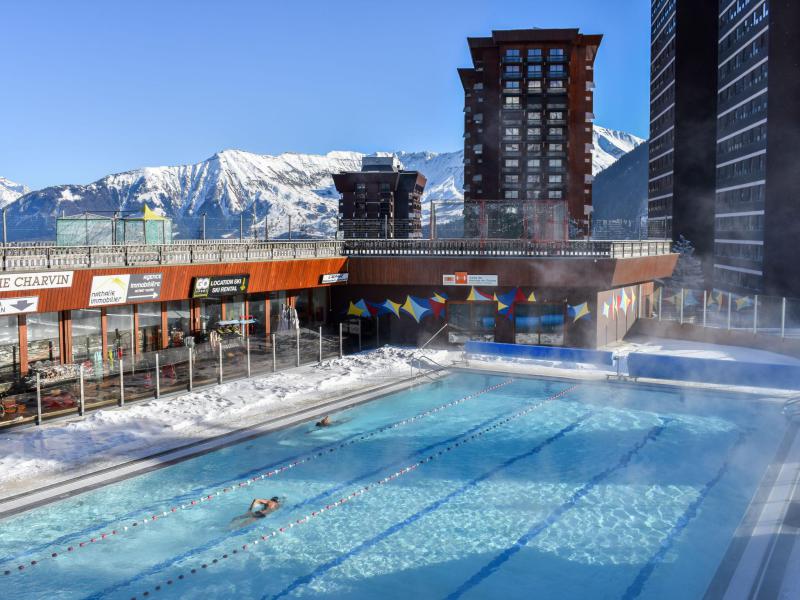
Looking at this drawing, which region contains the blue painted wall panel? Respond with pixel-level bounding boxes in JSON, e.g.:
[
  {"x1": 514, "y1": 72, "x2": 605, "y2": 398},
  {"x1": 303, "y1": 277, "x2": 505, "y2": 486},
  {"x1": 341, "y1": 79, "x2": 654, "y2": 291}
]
[{"x1": 464, "y1": 341, "x2": 615, "y2": 366}]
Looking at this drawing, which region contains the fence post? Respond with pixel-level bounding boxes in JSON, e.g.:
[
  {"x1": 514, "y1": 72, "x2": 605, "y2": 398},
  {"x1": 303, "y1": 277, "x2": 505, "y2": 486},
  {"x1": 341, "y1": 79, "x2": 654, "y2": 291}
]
[
  {"x1": 339, "y1": 322, "x2": 343, "y2": 358},
  {"x1": 781, "y1": 297, "x2": 787, "y2": 339},
  {"x1": 35, "y1": 373, "x2": 42, "y2": 426},
  {"x1": 703, "y1": 290, "x2": 707, "y2": 328},
  {"x1": 296, "y1": 327, "x2": 300, "y2": 367},
  {"x1": 376, "y1": 317, "x2": 380, "y2": 348},
  {"x1": 188, "y1": 347, "x2": 193, "y2": 391},
  {"x1": 218, "y1": 343, "x2": 223, "y2": 384},
  {"x1": 155, "y1": 353, "x2": 160, "y2": 399},
  {"x1": 272, "y1": 333, "x2": 276, "y2": 372},
  {"x1": 318, "y1": 326, "x2": 322, "y2": 364},
  {"x1": 679, "y1": 288, "x2": 685, "y2": 325},
  {"x1": 727, "y1": 292, "x2": 732, "y2": 330},
  {"x1": 119, "y1": 358, "x2": 125, "y2": 407},
  {"x1": 658, "y1": 288, "x2": 662, "y2": 321},
  {"x1": 246, "y1": 336, "x2": 251, "y2": 378},
  {"x1": 358, "y1": 323, "x2": 362, "y2": 353},
  {"x1": 753, "y1": 295, "x2": 759, "y2": 335},
  {"x1": 79, "y1": 364, "x2": 85, "y2": 416}
]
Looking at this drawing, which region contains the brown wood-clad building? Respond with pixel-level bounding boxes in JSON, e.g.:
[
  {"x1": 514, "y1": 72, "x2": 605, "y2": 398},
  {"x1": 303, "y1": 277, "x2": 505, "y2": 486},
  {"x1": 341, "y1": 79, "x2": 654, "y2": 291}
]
[{"x1": 459, "y1": 28, "x2": 602, "y2": 240}]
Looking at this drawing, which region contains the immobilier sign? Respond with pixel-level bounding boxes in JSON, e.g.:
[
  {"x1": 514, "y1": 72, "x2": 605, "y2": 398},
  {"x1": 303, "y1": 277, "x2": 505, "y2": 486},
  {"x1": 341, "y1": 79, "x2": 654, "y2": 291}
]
[{"x1": 0, "y1": 271, "x2": 74, "y2": 292}]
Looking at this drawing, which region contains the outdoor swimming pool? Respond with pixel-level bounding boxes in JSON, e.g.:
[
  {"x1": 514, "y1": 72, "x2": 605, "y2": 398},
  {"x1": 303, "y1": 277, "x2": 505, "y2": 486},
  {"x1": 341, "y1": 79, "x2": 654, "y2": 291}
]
[{"x1": 0, "y1": 371, "x2": 786, "y2": 599}]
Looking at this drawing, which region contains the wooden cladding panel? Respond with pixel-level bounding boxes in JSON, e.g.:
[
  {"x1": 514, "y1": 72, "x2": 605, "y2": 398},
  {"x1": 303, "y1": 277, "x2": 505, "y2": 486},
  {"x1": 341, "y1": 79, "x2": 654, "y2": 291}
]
[{"x1": 0, "y1": 258, "x2": 348, "y2": 313}]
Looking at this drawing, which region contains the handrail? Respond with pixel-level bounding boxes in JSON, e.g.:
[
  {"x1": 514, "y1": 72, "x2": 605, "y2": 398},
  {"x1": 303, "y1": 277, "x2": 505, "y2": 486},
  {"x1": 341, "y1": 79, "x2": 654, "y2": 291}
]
[
  {"x1": 410, "y1": 323, "x2": 450, "y2": 380},
  {"x1": 0, "y1": 238, "x2": 673, "y2": 272}
]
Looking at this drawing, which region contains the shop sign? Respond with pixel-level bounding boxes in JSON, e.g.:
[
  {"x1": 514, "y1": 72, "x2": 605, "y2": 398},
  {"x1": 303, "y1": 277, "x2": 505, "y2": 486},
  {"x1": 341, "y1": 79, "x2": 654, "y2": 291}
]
[
  {"x1": 443, "y1": 273, "x2": 498, "y2": 286},
  {"x1": 88, "y1": 273, "x2": 163, "y2": 306},
  {"x1": 321, "y1": 273, "x2": 349, "y2": 284},
  {"x1": 0, "y1": 296, "x2": 39, "y2": 315},
  {"x1": 0, "y1": 271, "x2": 73, "y2": 292},
  {"x1": 191, "y1": 275, "x2": 249, "y2": 298}
]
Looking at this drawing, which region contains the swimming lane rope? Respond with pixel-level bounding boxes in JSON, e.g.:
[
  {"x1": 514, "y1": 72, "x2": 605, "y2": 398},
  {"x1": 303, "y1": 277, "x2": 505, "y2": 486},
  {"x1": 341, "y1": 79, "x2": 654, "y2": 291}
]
[
  {"x1": 3, "y1": 378, "x2": 520, "y2": 575},
  {"x1": 124, "y1": 383, "x2": 580, "y2": 599}
]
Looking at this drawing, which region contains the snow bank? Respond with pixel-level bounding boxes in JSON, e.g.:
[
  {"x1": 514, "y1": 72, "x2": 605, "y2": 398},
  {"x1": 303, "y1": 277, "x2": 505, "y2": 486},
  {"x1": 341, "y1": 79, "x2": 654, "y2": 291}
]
[{"x1": 0, "y1": 347, "x2": 451, "y2": 495}]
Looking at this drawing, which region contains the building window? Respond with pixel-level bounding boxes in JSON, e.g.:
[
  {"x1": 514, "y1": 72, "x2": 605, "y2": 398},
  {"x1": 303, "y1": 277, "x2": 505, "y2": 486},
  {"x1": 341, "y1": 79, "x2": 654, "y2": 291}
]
[
  {"x1": 0, "y1": 316, "x2": 19, "y2": 378},
  {"x1": 548, "y1": 127, "x2": 564, "y2": 137},
  {"x1": 550, "y1": 190, "x2": 563, "y2": 199},
  {"x1": 356, "y1": 183, "x2": 366, "y2": 192},
  {"x1": 473, "y1": 144, "x2": 483, "y2": 154},
  {"x1": 106, "y1": 305, "x2": 134, "y2": 358},
  {"x1": 504, "y1": 189, "x2": 520, "y2": 199},
  {"x1": 504, "y1": 65, "x2": 521, "y2": 75},
  {"x1": 548, "y1": 174, "x2": 563, "y2": 184},
  {"x1": 527, "y1": 48, "x2": 543, "y2": 60},
  {"x1": 548, "y1": 143, "x2": 564, "y2": 153},
  {"x1": 527, "y1": 127, "x2": 542, "y2": 138},
  {"x1": 548, "y1": 64, "x2": 566, "y2": 76},
  {"x1": 548, "y1": 48, "x2": 565, "y2": 59},
  {"x1": 503, "y1": 80, "x2": 521, "y2": 91},
  {"x1": 528, "y1": 80, "x2": 543, "y2": 93},
  {"x1": 138, "y1": 303, "x2": 162, "y2": 352},
  {"x1": 527, "y1": 158, "x2": 541, "y2": 168},
  {"x1": 505, "y1": 143, "x2": 520, "y2": 152},
  {"x1": 473, "y1": 82, "x2": 484, "y2": 91},
  {"x1": 472, "y1": 174, "x2": 483, "y2": 182},
  {"x1": 504, "y1": 127, "x2": 520, "y2": 138},
  {"x1": 549, "y1": 159, "x2": 563, "y2": 168},
  {"x1": 505, "y1": 48, "x2": 521, "y2": 58},
  {"x1": 504, "y1": 158, "x2": 519, "y2": 168},
  {"x1": 27, "y1": 312, "x2": 60, "y2": 366},
  {"x1": 166, "y1": 300, "x2": 191, "y2": 347},
  {"x1": 473, "y1": 113, "x2": 483, "y2": 123},
  {"x1": 548, "y1": 80, "x2": 565, "y2": 91},
  {"x1": 549, "y1": 111, "x2": 564, "y2": 120},
  {"x1": 527, "y1": 65, "x2": 543, "y2": 77},
  {"x1": 71, "y1": 308, "x2": 102, "y2": 363},
  {"x1": 505, "y1": 174, "x2": 520, "y2": 184},
  {"x1": 527, "y1": 143, "x2": 542, "y2": 153},
  {"x1": 527, "y1": 174, "x2": 541, "y2": 184},
  {"x1": 504, "y1": 96, "x2": 521, "y2": 108},
  {"x1": 528, "y1": 111, "x2": 542, "y2": 122}
]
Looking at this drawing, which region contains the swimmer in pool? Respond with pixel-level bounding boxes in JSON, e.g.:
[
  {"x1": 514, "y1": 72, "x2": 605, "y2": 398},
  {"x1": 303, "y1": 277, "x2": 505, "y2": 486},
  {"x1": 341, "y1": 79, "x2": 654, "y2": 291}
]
[
  {"x1": 316, "y1": 415, "x2": 332, "y2": 427},
  {"x1": 229, "y1": 497, "x2": 281, "y2": 528}
]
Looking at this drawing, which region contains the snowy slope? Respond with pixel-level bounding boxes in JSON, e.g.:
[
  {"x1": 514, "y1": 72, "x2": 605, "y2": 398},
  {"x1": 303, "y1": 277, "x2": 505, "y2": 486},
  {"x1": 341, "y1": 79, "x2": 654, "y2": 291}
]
[
  {"x1": 2, "y1": 125, "x2": 640, "y2": 240},
  {"x1": 592, "y1": 125, "x2": 644, "y2": 174},
  {"x1": 0, "y1": 176, "x2": 29, "y2": 208}
]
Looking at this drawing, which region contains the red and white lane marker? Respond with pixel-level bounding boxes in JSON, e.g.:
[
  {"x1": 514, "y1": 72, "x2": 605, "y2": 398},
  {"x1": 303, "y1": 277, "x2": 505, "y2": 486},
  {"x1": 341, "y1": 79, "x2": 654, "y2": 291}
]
[
  {"x1": 3, "y1": 379, "x2": 517, "y2": 575},
  {"x1": 127, "y1": 383, "x2": 580, "y2": 598}
]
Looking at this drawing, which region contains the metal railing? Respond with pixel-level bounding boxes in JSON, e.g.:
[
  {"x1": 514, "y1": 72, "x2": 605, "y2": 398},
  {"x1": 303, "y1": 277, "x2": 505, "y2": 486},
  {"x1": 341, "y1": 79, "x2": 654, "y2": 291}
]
[
  {"x1": 0, "y1": 238, "x2": 673, "y2": 272},
  {"x1": 342, "y1": 239, "x2": 672, "y2": 258}
]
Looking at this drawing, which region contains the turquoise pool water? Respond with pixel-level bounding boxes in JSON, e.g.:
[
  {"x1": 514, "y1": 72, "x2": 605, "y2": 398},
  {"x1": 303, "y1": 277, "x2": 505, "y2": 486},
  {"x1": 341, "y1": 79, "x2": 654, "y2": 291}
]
[{"x1": 0, "y1": 372, "x2": 785, "y2": 599}]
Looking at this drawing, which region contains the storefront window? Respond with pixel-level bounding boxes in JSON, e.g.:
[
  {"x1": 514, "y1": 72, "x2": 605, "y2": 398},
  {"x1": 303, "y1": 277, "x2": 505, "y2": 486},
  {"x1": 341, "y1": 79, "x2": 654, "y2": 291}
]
[
  {"x1": 270, "y1": 291, "x2": 296, "y2": 332},
  {"x1": 197, "y1": 298, "x2": 221, "y2": 335},
  {"x1": 515, "y1": 303, "x2": 565, "y2": 346},
  {"x1": 0, "y1": 315, "x2": 20, "y2": 378},
  {"x1": 312, "y1": 288, "x2": 328, "y2": 325},
  {"x1": 72, "y1": 308, "x2": 102, "y2": 363},
  {"x1": 248, "y1": 294, "x2": 267, "y2": 337},
  {"x1": 295, "y1": 291, "x2": 310, "y2": 327},
  {"x1": 137, "y1": 303, "x2": 162, "y2": 353},
  {"x1": 106, "y1": 305, "x2": 134, "y2": 358},
  {"x1": 27, "y1": 312, "x2": 60, "y2": 365},
  {"x1": 446, "y1": 303, "x2": 496, "y2": 343},
  {"x1": 166, "y1": 300, "x2": 191, "y2": 347}
]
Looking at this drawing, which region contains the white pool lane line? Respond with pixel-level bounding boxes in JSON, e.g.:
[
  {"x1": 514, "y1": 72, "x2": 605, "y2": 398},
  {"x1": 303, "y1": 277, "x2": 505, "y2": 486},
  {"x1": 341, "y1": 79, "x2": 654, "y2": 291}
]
[{"x1": 714, "y1": 424, "x2": 800, "y2": 600}]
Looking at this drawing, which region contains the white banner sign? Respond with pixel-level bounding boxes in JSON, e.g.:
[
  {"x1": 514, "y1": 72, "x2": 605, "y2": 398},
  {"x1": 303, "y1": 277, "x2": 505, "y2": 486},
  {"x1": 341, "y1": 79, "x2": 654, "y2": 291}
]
[
  {"x1": 0, "y1": 271, "x2": 73, "y2": 292},
  {"x1": 443, "y1": 273, "x2": 498, "y2": 286},
  {"x1": 89, "y1": 275, "x2": 131, "y2": 306},
  {"x1": 321, "y1": 273, "x2": 349, "y2": 284},
  {"x1": 0, "y1": 297, "x2": 39, "y2": 315}
]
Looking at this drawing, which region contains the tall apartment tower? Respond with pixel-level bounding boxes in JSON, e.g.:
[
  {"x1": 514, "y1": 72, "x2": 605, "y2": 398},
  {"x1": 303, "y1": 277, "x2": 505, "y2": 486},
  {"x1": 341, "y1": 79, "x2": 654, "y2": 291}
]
[
  {"x1": 647, "y1": 0, "x2": 719, "y2": 276},
  {"x1": 713, "y1": 0, "x2": 800, "y2": 297},
  {"x1": 333, "y1": 156, "x2": 426, "y2": 239},
  {"x1": 459, "y1": 28, "x2": 601, "y2": 240}
]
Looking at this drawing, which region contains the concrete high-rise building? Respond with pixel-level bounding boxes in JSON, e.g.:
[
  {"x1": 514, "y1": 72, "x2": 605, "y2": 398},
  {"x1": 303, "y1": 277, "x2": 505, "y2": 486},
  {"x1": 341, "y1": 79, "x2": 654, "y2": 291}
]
[
  {"x1": 459, "y1": 28, "x2": 601, "y2": 240},
  {"x1": 647, "y1": 0, "x2": 719, "y2": 279},
  {"x1": 713, "y1": 0, "x2": 800, "y2": 297},
  {"x1": 333, "y1": 156, "x2": 426, "y2": 239}
]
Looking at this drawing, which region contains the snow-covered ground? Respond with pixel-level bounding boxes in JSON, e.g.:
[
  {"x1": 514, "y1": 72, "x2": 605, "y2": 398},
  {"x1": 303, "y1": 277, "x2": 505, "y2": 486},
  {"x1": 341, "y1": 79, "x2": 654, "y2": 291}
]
[{"x1": 0, "y1": 347, "x2": 452, "y2": 497}]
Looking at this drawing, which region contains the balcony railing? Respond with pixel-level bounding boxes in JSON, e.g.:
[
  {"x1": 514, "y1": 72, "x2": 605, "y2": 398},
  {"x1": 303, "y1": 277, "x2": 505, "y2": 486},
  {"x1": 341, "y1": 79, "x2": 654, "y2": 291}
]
[{"x1": 0, "y1": 238, "x2": 673, "y2": 272}]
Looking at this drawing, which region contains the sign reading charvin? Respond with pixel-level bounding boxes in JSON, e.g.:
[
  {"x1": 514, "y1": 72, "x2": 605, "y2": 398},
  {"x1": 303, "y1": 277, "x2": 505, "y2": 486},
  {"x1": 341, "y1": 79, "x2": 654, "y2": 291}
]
[
  {"x1": 88, "y1": 273, "x2": 163, "y2": 306},
  {"x1": 321, "y1": 273, "x2": 349, "y2": 284},
  {"x1": 443, "y1": 272, "x2": 498, "y2": 286},
  {"x1": 0, "y1": 297, "x2": 39, "y2": 315},
  {"x1": 191, "y1": 275, "x2": 249, "y2": 298},
  {"x1": 0, "y1": 271, "x2": 73, "y2": 292}
]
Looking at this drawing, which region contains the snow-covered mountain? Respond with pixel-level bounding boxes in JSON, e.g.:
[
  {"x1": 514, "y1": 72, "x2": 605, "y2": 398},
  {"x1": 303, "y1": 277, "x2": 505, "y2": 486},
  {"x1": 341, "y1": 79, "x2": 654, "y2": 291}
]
[
  {"x1": 0, "y1": 176, "x2": 29, "y2": 208},
  {"x1": 591, "y1": 125, "x2": 644, "y2": 174},
  {"x1": 2, "y1": 125, "x2": 640, "y2": 241}
]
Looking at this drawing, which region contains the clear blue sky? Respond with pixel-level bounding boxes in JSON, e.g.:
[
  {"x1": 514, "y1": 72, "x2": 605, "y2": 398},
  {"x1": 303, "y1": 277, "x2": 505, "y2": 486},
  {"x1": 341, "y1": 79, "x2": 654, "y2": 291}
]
[{"x1": 0, "y1": 0, "x2": 650, "y2": 190}]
